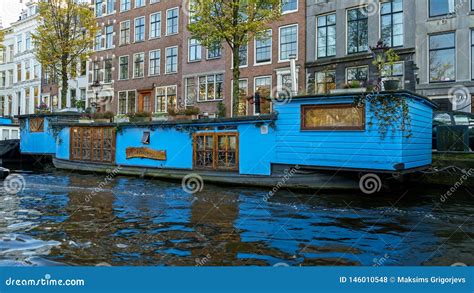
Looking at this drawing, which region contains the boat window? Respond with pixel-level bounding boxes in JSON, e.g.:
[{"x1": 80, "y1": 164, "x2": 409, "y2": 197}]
[
  {"x1": 433, "y1": 113, "x2": 452, "y2": 125},
  {"x1": 29, "y1": 117, "x2": 44, "y2": 132},
  {"x1": 194, "y1": 132, "x2": 238, "y2": 170},
  {"x1": 71, "y1": 127, "x2": 115, "y2": 163},
  {"x1": 142, "y1": 131, "x2": 150, "y2": 144},
  {"x1": 453, "y1": 114, "x2": 470, "y2": 126},
  {"x1": 301, "y1": 104, "x2": 365, "y2": 130}
]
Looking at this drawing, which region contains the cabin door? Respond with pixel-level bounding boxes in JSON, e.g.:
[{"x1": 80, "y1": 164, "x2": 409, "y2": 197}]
[
  {"x1": 193, "y1": 132, "x2": 239, "y2": 171},
  {"x1": 137, "y1": 91, "x2": 152, "y2": 113}
]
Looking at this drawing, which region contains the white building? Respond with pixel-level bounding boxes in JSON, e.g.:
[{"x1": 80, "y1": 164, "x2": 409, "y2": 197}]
[{"x1": 0, "y1": 1, "x2": 41, "y2": 116}]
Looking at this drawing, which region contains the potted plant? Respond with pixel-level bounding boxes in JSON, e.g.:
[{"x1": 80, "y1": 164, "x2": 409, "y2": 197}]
[
  {"x1": 75, "y1": 100, "x2": 86, "y2": 111},
  {"x1": 92, "y1": 111, "x2": 114, "y2": 123},
  {"x1": 79, "y1": 114, "x2": 92, "y2": 123},
  {"x1": 128, "y1": 111, "x2": 152, "y2": 123},
  {"x1": 35, "y1": 103, "x2": 51, "y2": 114},
  {"x1": 330, "y1": 80, "x2": 366, "y2": 94},
  {"x1": 114, "y1": 114, "x2": 130, "y2": 123},
  {"x1": 152, "y1": 112, "x2": 169, "y2": 121},
  {"x1": 373, "y1": 48, "x2": 401, "y2": 91},
  {"x1": 168, "y1": 107, "x2": 200, "y2": 120}
]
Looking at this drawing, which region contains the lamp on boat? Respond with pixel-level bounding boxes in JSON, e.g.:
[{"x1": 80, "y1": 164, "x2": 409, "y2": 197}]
[{"x1": 90, "y1": 80, "x2": 103, "y2": 113}]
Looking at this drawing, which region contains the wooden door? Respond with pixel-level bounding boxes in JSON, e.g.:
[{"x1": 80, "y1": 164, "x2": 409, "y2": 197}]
[{"x1": 137, "y1": 91, "x2": 152, "y2": 112}]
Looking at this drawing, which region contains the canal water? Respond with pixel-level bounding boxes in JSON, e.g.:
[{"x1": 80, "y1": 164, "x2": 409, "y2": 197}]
[{"x1": 0, "y1": 168, "x2": 472, "y2": 267}]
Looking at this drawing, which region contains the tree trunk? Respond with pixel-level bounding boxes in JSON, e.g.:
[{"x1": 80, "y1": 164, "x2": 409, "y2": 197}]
[
  {"x1": 61, "y1": 56, "x2": 68, "y2": 108},
  {"x1": 232, "y1": 45, "x2": 241, "y2": 117}
]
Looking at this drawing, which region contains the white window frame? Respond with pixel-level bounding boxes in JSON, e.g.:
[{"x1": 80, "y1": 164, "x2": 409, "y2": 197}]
[
  {"x1": 135, "y1": 0, "x2": 145, "y2": 8},
  {"x1": 134, "y1": 16, "x2": 145, "y2": 43},
  {"x1": 253, "y1": 75, "x2": 272, "y2": 115},
  {"x1": 281, "y1": 0, "x2": 298, "y2": 15},
  {"x1": 345, "y1": 65, "x2": 369, "y2": 83},
  {"x1": 166, "y1": 7, "x2": 179, "y2": 36},
  {"x1": 120, "y1": 0, "x2": 131, "y2": 12},
  {"x1": 254, "y1": 29, "x2": 272, "y2": 66},
  {"x1": 188, "y1": 38, "x2": 202, "y2": 62},
  {"x1": 278, "y1": 23, "x2": 298, "y2": 63},
  {"x1": 118, "y1": 55, "x2": 129, "y2": 80},
  {"x1": 230, "y1": 78, "x2": 249, "y2": 117},
  {"x1": 165, "y1": 46, "x2": 178, "y2": 74},
  {"x1": 133, "y1": 52, "x2": 145, "y2": 78},
  {"x1": 119, "y1": 20, "x2": 130, "y2": 45},
  {"x1": 149, "y1": 49, "x2": 161, "y2": 76},
  {"x1": 149, "y1": 12, "x2": 161, "y2": 39}
]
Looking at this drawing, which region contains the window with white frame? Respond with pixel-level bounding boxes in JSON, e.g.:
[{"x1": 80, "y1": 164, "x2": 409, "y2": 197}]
[
  {"x1": 282, "y1": 0, "x2": 297, "y2": 13},
  {"x1": 106, "y1": 0, "x2": 115, "y2": 14},
  {"x1": 207, "y1": 42, "x2": 222, "y2": 59},
  {"x1": 166, "y1": 8, "x2": 179, "y2": 35},
  {"x1": 279, "y1": 24, "x2": 297, "y2": 61},
  {"x1": 429, "y1": 32, "x2": 455, "y2": 82},
  {"x1": 96, "y1": 0, "x2": 103, "y2": 17},
  {"x1": 347, "y1": 7, "x2": 368, "y2": 54},
  {"x1": 133, "y1": 52, "x2": 145, "y2": 78},
  {"x1": 120, "y1": 21, "x2": 130, "y2": 45},
  {"x1": 315, "y1": 70, "x2": 336, "y2": 94},
  {"x1": 16, "y1": 34, "x2": 22, "y2": 54},
  {"x1": 346, "y1": 66, "x2": 368, "y2": 84},
  {"x1": 239, "y1": 44, "x2": 248, "y2": 67},
  {"x1": 119, "y1": 56, "x2": 129, "y2": 80},
  {"x1": 135, "y1": 0, "x2": 145, "y2": 8},
  {"x1": 25, "y1": 33, "x2": 31, "y2": 50},
  {"x1": 165, "y1": 46, "x2": 178, "y2": 73},
  {"x1": 185, "y1": 77, "x2": 196, "y2": 105},
  {"x1": 382, "y1": 61, "x2": 403, "y2": 80},
  {"x1": 429, "y1": 0, "x2": 454, "y2": 17},
  {"x1": 134, "y1": 17, "x2": 145, "y2": 42},
  {"x1": 234, "y1": 79, "x2": 248, "y2": 116},
  {"x1": 105, "y1": 25, "x2": 114, "y2": 49},
  {"x1": 198, "y1": 74, "x2": 224, "y2": 101},
  {"x1": 254, "y1": 76, "x2": 272, "y2": 114},
  {"x1": 150, "y1": 12, "x2": 161, "y2": 39},
  {"x1": 104, "y1": 59, "x2": 112, "y2": 83},
  {"x1": 118, "y1": 90, "x2": 136, "y2": 114},
  {"x1": 255, "y1": 30, "x2": 272, "y2": 64},
  {"x1": 92, "y1": 61, "x2": 101, "y2": 82},
  {"x1": 121, "y1": 0, "x2": 130, "y2": 11},
  {"x1": 94, "y1": 32, "x2": 102, "y2": 51},
  {"x1": 188, "y1": 38, "x2": 202, "y2": 62},
  {"x1": 149, "y1": 50, "x2": 160, "y2": 76},
  {"x1": 317, "y1": 13, "x2": 336, "y2": 58},
  {"x1": 155, "y1": 85, "x2": 177, "y2": 113},
  {"x1": 381, "y1": 0, "x2": 403, "y2": 47}
]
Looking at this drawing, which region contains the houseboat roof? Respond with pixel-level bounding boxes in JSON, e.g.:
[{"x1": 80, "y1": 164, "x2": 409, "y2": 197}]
[
  {"x1": 16, "y1": 112, "x2": 83, "y2": 119},
  {"x1": 50, "y1": 113, "x2": 278, "y2": 128},
  {"x1": 291, "y1": 90, "x2": 438, "y2": 109}
]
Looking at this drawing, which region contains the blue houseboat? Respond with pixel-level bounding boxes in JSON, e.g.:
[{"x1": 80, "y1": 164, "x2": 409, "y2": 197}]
[{"x1": 18, "y1": 91, "x2": 436, "y2": 190}]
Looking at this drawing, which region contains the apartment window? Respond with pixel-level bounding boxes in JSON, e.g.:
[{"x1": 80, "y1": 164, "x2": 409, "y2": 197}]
[
  {"x1": 96, "y1": 0, "x2": 103, "y2": 17},
  {"x1": 121, "y1": 0, "x2": 130, "y2": 11},
  {"x1": 150, "y1": 0, "x2": 160, "y2": 3},
  {"x1": 16, "y1": 34, "x2": 22, "y2": 53},
  {"x1": 346, "y1": 66, "x2": 368, "y2": 84},
  {"x1": 317, "y1": 14, "x2": 336, "y2": 58},
  {"x1": 207, "y1": 43, "x2": 222, "y2": 59},
  {"x1": 128, "y1": 91, "x2": 136, "y2": 113},
  {"x1": 118, "y1": 90, "x2": 136, "y2": 114},
  {"x1": 106, "y1": 0, "x2": 115, "y2": 14},
  {"x1": 255, "y1": 30, "x2": 272, "y2": 64},
  {"x1": 135, "y1": 0, "x2": 145, "y2": 8},
  {"x1": 119, "y1": 56, "x2": 128, "y2": 80},
  {"x1": 104, "y1": 59, "x2": 112, "y2": 83},
  {"x1": 105, "y1": 25, "x2": 114, "y2": 49},
  {"x1": 17, "y1": 63, "x2": 22, "y2": 82},
  {"x1": 156, "y1": 86, "x2": 177, "y2": 113},
  {"x1": 0, "y1": 72, "x2": 5, "y2": 88},
  {"x1": 381, "y1": 0, "x2": 403, "y2": 47},
  {"x1": 429, "y1": 32, "x2": 455, "y2": 82},
  {"x1": 166, "y1": 8, "x2": 179, "y2": 35},
  {"x1": 188, "y1": 39, "x2": 202, "y2": 62},
  {"x1": 282, "y1": 0, "x2": 297, "y2": 13},
  {"x1": 429, "y1": 0, "x2": 454, "y2": 17},
  {"x1": 185, "y1": 77, "x2": 196, "y2": 105},
  {"x1": 94, "y1": 32, "x2": 102, "y2": 51},
  {"x1": 25, "y1": 61, "x2": 30, "y2": 80},
  {"x1": 134, "y1": 17, "x2": 145, "y2": 42},
  {"x1": 235, "y1": 79, "x2": 248, "y2": 116},
  {"x1": 279, "y1": 24, "x2": 298, "y2": 61},
  {"x1": 347, "y1": 7, "x2": 368, "y2": 54},
  {"x1": 120, "y1": 21, "x2": 130, "y2": 45},
  {"x1": 149, "y1": 50, "x2": 160, "y2": 76},
  {"x1": 239, "y1": 45, "x2": 248, "y2": 67},
  {"x1": 301, "y1": 104, "x2": 365, "y2": 131},
  {"x1": 255, "y1": 76, "x2": 272, "y2": 114},
  {"x1": 25, "y1": 33, "x2": 31, "y2": 50},
  {"x1": 8, "y1": 70, "x2": 13, "y2": 86},
  {"x1": 150, "y1": 12, "x2": 161, "y2": 39},
  {"x1": 315, "y1": 71, "x2": 336, "y2": 94},
  {"x1": 93, "y1": 61, "x2": 100, "y2": 82},
  {"x1": 133, "y1": 52, "x2": 145, "y2": 78},
  {"x1": 382, "y1": 62, "x2": 404, "y2": 79},
  {"x1": 198, "y1": 74, "x2": 223, "y2": 101},
  {"x1": 0, "y1": 48, "x2": 5, "y2": 64},
  {"x1": 165, "y1": 46, "x2": 178, "y2": 73}
]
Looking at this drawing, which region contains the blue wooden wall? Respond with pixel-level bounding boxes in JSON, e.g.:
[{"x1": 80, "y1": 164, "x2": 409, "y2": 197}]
[{"x1": 20, "y1": 117, "x2": 57, "y2": 155}]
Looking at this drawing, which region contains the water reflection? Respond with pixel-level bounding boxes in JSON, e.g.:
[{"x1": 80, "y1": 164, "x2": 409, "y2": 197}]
[{"x1": 0, "y1": 170, "x2": 472, "y2": 266}]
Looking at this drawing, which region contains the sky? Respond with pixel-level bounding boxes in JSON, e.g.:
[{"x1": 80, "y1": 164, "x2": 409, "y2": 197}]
[{"x1": 0, "y1": 0, "x2": 26, "y2": 28}]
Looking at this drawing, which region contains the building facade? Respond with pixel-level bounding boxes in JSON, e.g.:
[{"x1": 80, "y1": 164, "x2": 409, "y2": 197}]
[
  {"x1": 306, "y1": 0, "x2": 417, "y2": 94},
  {"x1": 414, "y1": 0, "x2": 474, "y2": 113},
  {"x1": 0, "y1": 1, "x2": 41, "y2": 117}
]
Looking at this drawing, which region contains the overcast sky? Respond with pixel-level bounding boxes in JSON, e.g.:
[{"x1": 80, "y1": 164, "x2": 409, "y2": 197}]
[{"x1": 0, "y1": 0, "x2": 26, "y2": 28}]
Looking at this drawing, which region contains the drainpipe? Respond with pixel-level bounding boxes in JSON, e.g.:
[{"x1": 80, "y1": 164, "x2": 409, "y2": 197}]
[{"x1": 289, "y1": 54, "x2": 298, "y2": 96}]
